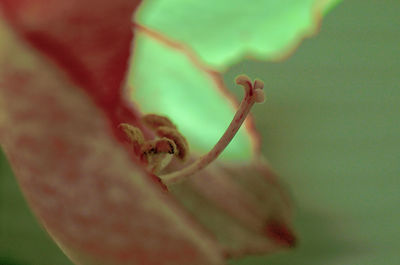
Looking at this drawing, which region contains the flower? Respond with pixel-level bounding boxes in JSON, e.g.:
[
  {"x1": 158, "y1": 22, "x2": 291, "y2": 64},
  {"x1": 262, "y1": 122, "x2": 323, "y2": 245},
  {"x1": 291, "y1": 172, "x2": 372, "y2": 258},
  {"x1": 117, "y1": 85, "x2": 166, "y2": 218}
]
[{"x1": 0, "y1": 0, "x2": 334, "y2": 264}]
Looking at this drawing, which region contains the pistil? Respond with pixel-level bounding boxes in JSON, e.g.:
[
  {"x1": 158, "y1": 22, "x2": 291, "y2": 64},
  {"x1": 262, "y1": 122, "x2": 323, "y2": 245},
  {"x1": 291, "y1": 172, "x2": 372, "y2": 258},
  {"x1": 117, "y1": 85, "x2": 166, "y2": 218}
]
[{"x1": 160, "y1": 75, "x2": 265, "y2": 185}]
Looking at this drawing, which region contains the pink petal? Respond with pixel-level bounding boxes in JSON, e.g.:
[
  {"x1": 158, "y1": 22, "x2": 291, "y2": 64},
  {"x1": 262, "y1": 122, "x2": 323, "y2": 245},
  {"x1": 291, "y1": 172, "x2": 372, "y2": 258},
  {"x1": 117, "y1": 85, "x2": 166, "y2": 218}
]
[
  {"x1": 170, "y1": 159, "x2": 295, "y2": 258},
  {"x1": 0, "y1": 0, "x2": 295, "y2": 263},
  {"x1": 0, "y1": 1, "x2": 224, "y2": 264},
  {"x1": 0, "y1": 0, "x2": 141, "y2": 130}
]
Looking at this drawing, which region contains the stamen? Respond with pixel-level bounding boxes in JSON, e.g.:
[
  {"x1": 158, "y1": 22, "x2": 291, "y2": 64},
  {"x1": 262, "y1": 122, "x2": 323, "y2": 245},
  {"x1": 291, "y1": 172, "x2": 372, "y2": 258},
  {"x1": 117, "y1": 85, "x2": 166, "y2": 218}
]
[
  {"x1": 119, "y1": 123, "x2": 145, "y2": 154},
  {"x1": 160, "y1": 75, "x2": 265, "y2": 185},
  {"x1": 141, "y1": 138, "x2": 177, "y2": 174},
  {"x1": 142, "y1": 114, "x2": 177, "y2": 130},
  {"x1": 120, "y1": 115, "x2": 188, "y2": 173},
  {"x1": 156, "y1": 126, "x2": 189, "y2": 161}
]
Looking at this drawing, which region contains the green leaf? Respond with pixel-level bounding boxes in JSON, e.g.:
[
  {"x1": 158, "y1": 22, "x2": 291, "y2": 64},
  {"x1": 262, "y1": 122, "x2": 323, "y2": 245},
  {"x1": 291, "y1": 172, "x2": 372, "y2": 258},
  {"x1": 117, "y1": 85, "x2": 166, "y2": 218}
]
[
  {"x1": 0, "y1": 151, "x2": 72, "y2": 265},
  {"x1": 136, "y1": 0, "x2": 341, "y2": 69}
]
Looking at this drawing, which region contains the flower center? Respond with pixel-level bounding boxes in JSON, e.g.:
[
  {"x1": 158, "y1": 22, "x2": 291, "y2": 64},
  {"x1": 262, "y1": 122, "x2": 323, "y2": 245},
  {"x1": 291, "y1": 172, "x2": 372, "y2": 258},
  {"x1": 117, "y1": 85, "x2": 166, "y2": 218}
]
[{"x1": 120, "y1": 75, "x2": 265, "y2": 185}]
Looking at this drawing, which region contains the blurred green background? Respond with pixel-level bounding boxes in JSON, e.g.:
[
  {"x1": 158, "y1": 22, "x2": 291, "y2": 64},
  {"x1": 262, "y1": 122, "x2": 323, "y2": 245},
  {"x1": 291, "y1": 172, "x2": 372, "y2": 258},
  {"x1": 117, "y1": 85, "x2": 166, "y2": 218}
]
[{"x1": 1, "y1": 0, "x2": 399, "y2": 264}]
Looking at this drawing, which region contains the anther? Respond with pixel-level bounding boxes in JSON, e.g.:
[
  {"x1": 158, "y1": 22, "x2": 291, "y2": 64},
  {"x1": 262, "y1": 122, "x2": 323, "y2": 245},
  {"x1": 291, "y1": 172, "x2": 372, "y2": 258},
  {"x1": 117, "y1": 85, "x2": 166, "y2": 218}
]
[
  {"x1": 156, "y1": 126, "x2": 189, "y2": 161},
  {"x1": 119, "y1": 123, "x2": 145, "y2": 154},
  {"x1": 142, "y1": 114, "x2": 177, "y2": 130},
  {"x1": 119, "y1": 123, "x2": 145, "y2": 144},
  {"x1": 141, "y1": 138, "x2": 177, "y2": 174},
  {"x1": 120, "y1": 117, "x2": 187, "y2": 173}
]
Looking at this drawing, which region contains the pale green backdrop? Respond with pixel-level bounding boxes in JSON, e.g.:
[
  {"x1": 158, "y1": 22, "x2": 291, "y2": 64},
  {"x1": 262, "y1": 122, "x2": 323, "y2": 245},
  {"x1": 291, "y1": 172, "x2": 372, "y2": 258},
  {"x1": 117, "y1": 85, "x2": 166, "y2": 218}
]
[{"x1": 1, "y1": 0, "x2": 399, "y2": 264}]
